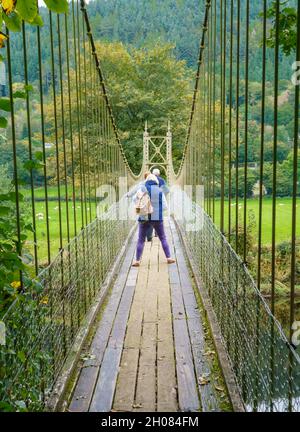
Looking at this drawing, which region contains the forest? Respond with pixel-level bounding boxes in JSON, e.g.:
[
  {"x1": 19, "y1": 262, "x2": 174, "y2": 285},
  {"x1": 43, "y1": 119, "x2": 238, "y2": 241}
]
[{"x1": 1, "y1": 0, "x2": 298, "y2": 190}]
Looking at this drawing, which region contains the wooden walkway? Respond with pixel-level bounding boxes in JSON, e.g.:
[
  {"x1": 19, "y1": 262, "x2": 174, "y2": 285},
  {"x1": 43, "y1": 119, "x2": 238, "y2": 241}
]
[{"x1": 68, "y1": 219, "x2": 222, "y2": 412}]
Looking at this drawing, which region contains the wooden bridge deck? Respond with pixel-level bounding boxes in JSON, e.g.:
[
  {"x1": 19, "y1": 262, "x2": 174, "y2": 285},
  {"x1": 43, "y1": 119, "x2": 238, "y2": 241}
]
[{"x1": 68, "y1": 219, "x2": 223, "y2": 412}]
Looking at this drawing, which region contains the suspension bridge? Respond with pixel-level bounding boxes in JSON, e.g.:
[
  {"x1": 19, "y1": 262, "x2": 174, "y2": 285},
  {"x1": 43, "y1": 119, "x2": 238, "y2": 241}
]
[{"x1": 0, "y1": 0, "x2": 300, "y2": 412}]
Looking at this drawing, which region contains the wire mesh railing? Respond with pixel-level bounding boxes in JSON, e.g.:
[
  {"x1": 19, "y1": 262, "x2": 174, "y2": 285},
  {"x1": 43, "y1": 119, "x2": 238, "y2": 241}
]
[
  {"x1": 176, "y1": 204, "x2": 300, "y2": 411},
  {"x1": 172, "y1": 0, "x2": 300, "y2": 412},
  {"x1": 0, "y1": 1, "x2": 142, "y2": 411},
  {"x1": 1, "y1": 215, "x2": 132, "y2": 410}
]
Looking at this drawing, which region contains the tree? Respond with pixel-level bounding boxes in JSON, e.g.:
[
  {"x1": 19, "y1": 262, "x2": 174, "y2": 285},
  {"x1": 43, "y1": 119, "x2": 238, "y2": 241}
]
[
  {"x1": 265, "y1": 1, "x2": 298, "y2": 56},
  {"x1": 95, "y1": 42, "x2": 193, "y2": 173}
]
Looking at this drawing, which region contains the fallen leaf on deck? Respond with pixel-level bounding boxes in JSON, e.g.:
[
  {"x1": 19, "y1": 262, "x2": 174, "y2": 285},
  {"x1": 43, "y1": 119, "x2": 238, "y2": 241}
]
[
  {"x1": 204, "y1": 350, "x2": 215, "y2": 356},
  {"x1": 132, "y1": 403, "x2": 143, "y2": 408},
  {"x1": 215, "y1": 385, "x2": 225, "y2": 392},
  {"x1": 80, "y1": 354, "x2": 96, "y2": 361},
  {"x1": 198, "y1": 374, "x2": 210, "y2": 385}
]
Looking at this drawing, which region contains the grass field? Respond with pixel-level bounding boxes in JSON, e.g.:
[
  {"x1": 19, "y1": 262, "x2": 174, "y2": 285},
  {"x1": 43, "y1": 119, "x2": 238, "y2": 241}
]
[
  {"x1": 21, "y1": 186, "x2": 82, "y2": 200},
  {"x1": 213, "y1": 197, "x2": 300, "y2": 245},
  {"x1": 21, "y1": 188, "x2": 299, "y2": 264},
  {"x1": 22, "y1": 187, "x2": 98, "y2": 265}
]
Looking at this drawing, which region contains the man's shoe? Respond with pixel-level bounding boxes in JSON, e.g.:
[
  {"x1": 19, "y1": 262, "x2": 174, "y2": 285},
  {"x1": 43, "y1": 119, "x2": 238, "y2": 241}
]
[
  {"x1": 167, "y1": 258, "x2": 176, "y2": 264},
  {"x1": 132, "y1": 261, "x2": 141, "y2": 267},
  {"x1": 147, "y1": 237, "x2": 153, "y2": 242}
]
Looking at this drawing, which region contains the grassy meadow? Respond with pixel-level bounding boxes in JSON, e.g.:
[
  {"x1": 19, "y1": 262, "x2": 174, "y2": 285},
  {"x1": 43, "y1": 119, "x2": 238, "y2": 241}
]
[
  {"x1": 212, "y1": 197, "x2": 299, "y2": 245},
  {"x1": 21, "y1": 186, "x2": 299, "y2": 266},
  {"x1": 22, "y1": 187, "x2": 99, "y2": 266}
]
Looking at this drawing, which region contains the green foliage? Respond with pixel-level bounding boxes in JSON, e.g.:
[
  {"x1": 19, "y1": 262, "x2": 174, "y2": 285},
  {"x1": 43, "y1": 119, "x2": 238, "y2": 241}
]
[
  {"x1": 42, "y1": 41, "x2": 193, "y2": 175},
  {"x1": 0, "y1": 117, "x2": 7, "y2": 128},
  {"x1": 44, "y1": 0, "x2": 69, "y2": 14},
  {"x1": 230, "y1": 209, "x2": 257, "y2": 258},
  {"x1": 0, "y1": 188, "x2": 32, "y2": 313},
  {"x1": 0, "y1": 165, "x2": 11, "y2": 190},
  {"x1": 265, "y1": 1, "x2": 298, "y2": 56},
  {"x1": 16, "y1": 0, "x2": 38, "y2": 23},
  {"x1": 0, "y1": 98, "x2": 11, "y2": 112},
  {"x1": 87, "y1": 0, "x2": 203, "y2": 68},
  {"x1": 2, "y1": 11, "x2": 22, "y2": 32},
  {"x1": 0, "y1": 0, "x2": 68, "y2": 32},
  {"x1": 95, "y1": 42, "x2": 193, "y2": 173},
  {"x1": 0, "y1": 286, "x2": 48, "y2": 412},
  {"x1": 262, "y1": 151, "x2": 300, "y2": 196}
]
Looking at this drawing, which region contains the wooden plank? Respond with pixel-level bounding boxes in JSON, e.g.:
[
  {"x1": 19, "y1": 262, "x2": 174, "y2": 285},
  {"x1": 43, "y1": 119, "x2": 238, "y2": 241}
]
[
  {"x1": 89, "y1": 283, "x2": 136, "y2": 412},
  {"x1": 143, "y1": 242, "x2": 159, "y2": 323},
  {"x1": 157, "y1": 246, "x2": 177, "y2": 412},
  {"x1": 188, "y1": 318, "x2": 220, "y2": 412},
  {"x1": 169, "y1": 264, "x2": 180, "y2": 284},
  {"x1": 134, "y1": 239, "x2": 158, "y2": 412},
  {"x1": 108, "y1": 282, "x2": 136, "y2": 348},
  {"x1": 176, "y1": 272, "x2": 200, "y2": 320},
  {"x1": 113, "y1": 243, "x2": 152, "y2": 410},
  {"x1": 89, "y1": 346, "x2": 121, "y2": 412},
  {"x1": 170, "y1": 283, "x2": 185, "y2": 319},
  {"x1": 167, "y1": 222, "x2": 201, "y2": 412},
  {"x1": 124, "y1": 267, "x2": 149, "y2": 348},
  {"x1": 69, "y1": 237, "x2": 136, "y2": 412},
  {"x1": 68, "y1": 366, "x2": 99, "y2": 413},
  {"x1": 177, "y1": 258, "x2": 220, "y2": 411},
  {"x1": 134, "y1": 322, "x2": 157, "y2": 412},
  {"x1": 89, "y1": 260, "x2": 138, "y2": 412},
  {"x1": 143, "y1": 287, "x2": 158, "y2": 323},
  {"x1": 124, "y1": 245, "x2": 150, "y2": 348},
  {"x1": 124, "y1": 320, "x2": 143, "y2": 349},
  {"x1": 157, "y1": 360, "x2": 178, "y2": 412},
  {"x1": 173, "y1": 317, "x2": 200, "y2": 412},
  {"x1": 157, "y1": 318, "x2": 177, "y2": 412},
  {"x1": 126, "y1": 268, "x2": 139, "y2": 286},
  {"x1": 157, "y1": 261, "x2": 171, "y2": 316},
  {"x1": 170, "y1": 221, "x2": 220, "y2": 412},
  {"x1": 112, "y1": 348, "x2": 140, "y2": 412}
]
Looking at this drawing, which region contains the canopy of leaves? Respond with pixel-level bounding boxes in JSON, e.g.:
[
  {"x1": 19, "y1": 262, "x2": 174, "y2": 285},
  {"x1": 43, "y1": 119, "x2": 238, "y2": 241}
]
[
  {"x1": 0, "y1": 0, "x2": 69, "y2": 34},
  {"x1": 265, "y1": 1, "x2": 298, "y2": 55},
  {"x1": 87, "y1": 0, "x2": 204, "y2": 68},
  {"x1": 93, "y1": 42, "x2": 193, "y2": 173}
]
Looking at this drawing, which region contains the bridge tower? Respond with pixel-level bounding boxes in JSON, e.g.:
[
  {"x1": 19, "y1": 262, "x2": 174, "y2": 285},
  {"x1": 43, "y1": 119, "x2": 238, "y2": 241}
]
[{"x1": 143, "y1": 121, "x2": 172, "y2": 182}]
